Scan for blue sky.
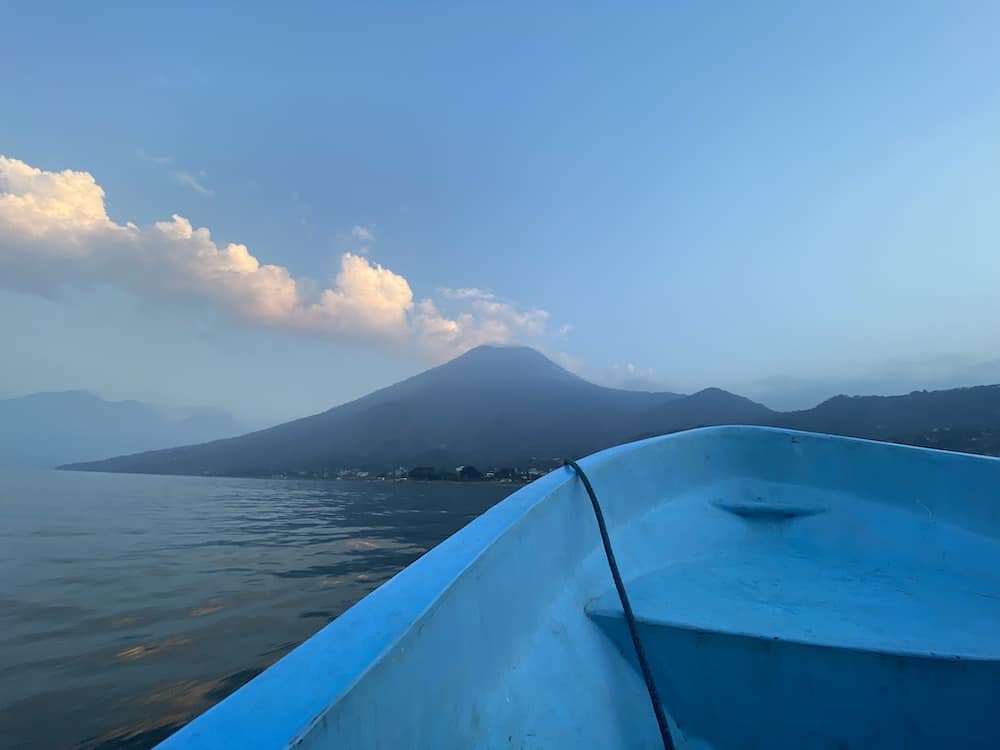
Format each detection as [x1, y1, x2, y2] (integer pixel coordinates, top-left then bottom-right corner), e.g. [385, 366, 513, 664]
[3, 1, 1000, 422]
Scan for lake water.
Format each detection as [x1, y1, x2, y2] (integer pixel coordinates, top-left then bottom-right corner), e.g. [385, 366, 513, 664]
[0, 469, 513, 750]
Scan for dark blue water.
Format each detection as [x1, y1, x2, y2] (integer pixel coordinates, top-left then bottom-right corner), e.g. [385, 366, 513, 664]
[0, 469, 512, 749]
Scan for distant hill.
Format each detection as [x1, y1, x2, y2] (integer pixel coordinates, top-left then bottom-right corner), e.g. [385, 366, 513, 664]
[639, 387, 775, 436]
[61, 347, 686, 476]
[60, 346, 1000, 477]
[774, 386, 1000, 454]
[0, 391, 247, 467]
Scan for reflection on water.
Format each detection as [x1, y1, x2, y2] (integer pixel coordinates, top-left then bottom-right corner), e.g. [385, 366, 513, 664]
[0, 469, 512, 749]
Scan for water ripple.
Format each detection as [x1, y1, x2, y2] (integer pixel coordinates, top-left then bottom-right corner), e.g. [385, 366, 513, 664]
[0, 470, 512, 750]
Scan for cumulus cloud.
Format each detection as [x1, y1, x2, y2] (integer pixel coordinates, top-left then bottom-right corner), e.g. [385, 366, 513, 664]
[0, 155, 549, 358]
[414, 296, 550, 359]
[423, 287, 548, 355]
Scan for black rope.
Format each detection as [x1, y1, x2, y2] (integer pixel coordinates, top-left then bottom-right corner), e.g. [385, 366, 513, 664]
[563, 460, 675, 750]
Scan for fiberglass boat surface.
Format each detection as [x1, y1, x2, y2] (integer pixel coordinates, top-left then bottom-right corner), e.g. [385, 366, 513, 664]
[158, 426, 1000, 749]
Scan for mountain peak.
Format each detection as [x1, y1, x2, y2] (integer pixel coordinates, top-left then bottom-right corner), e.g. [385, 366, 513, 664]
[434, 345, 583, 385]
[690, 387, 732, 398]
[687, 387, 768, 404]
[455, 344, 553, 364]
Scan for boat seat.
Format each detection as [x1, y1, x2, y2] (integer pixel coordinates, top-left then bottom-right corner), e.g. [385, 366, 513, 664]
[585, 547, 1000, 659]
[585, 544, 1000, 749]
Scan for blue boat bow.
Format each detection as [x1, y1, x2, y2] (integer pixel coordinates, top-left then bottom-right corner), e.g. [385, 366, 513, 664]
[157, 426, 1000, 749]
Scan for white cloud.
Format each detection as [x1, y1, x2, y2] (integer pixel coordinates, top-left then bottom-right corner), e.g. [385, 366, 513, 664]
[421, 287, 549, 357]
[0, 155, 548, 358]
[438, 287, 495, 301]
[413, 298, 548, 359]
[173, 170, 213, 196]
[137, 150, 213, 196]
[468, 298, 548, 337]
[351, 224, 375, 243]
[547, 351, 676, 392]
[136, 149, 171, 166]
[557, 323, 574, 337]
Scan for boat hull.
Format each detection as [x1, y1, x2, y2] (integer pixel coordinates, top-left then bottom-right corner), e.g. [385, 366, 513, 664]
[158, 426, 1000, 749]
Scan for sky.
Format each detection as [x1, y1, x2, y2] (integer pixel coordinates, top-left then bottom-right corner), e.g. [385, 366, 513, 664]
[3, 1, 1000, 423]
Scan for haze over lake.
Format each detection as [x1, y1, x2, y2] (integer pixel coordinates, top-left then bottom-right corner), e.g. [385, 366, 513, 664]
[0, 469, 512, 750]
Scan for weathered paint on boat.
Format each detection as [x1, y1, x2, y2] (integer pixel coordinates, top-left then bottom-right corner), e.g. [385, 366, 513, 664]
[157, 426, 1000, 749]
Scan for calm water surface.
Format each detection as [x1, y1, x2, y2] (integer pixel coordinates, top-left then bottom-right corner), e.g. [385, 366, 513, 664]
[0, 469, 513, 749]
